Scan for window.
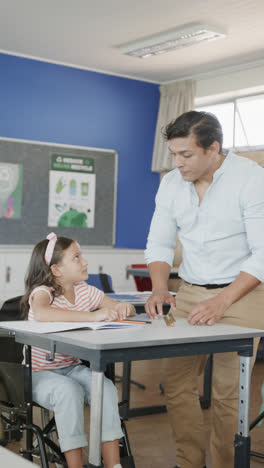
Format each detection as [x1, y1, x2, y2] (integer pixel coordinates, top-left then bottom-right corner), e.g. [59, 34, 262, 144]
[196, 93, 264, 149]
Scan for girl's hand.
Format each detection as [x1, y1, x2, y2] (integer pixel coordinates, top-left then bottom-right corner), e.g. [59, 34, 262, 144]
[115, 302, 136, 320]
[93, 308, 118, 322]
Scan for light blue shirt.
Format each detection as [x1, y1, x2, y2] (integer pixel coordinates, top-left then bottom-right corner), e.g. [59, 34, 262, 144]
[145, 151, 264, 284]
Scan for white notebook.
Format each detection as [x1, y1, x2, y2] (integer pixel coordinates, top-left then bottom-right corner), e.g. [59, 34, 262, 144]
[0, 320, 147, 334]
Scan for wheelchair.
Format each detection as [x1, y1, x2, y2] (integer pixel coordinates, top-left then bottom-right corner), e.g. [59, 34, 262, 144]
[0, 296, 135, 467]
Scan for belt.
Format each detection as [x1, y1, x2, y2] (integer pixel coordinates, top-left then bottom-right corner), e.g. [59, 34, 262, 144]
[184, 281, 231, 289]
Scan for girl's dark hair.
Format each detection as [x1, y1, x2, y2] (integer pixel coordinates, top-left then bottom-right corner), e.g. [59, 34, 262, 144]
[21, 236, 74, 317]
[163, 110, 223, 153]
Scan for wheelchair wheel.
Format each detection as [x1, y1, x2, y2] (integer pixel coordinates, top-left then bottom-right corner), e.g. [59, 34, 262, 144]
[40, 408, 66, 467]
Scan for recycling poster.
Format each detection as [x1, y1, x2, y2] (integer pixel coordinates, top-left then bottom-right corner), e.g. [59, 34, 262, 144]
[48, 154, 96, 228]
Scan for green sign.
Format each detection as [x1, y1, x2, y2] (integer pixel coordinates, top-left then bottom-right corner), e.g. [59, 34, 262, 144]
[51, 154, 95, 173]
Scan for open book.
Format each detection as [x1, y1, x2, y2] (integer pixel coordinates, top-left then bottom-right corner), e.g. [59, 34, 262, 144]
[0, 319, 148, 334]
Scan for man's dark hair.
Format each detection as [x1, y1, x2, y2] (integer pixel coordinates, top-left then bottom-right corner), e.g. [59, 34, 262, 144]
[164, 110, 223, 152]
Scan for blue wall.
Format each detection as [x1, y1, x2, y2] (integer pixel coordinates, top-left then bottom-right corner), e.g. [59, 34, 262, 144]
[0, 53, 160, 248]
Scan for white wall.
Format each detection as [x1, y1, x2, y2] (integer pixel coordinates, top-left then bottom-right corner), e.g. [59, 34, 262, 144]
[0, 246, 146, 301]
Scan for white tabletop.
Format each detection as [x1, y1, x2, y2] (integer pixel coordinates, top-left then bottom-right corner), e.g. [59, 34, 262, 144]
[31, 317, 264, 350]
[0, 447, 34, 467]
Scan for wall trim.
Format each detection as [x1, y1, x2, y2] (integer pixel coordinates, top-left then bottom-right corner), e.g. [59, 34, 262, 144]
[0, 49, 159, 85]
[0, 135, 117, 153]
[0, 245, 145, 255]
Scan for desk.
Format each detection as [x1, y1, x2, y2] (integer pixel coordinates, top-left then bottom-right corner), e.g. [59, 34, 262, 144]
[0, 446, 34, 467]
[126, 267, 178, 279]
[6, 318, 264, 468]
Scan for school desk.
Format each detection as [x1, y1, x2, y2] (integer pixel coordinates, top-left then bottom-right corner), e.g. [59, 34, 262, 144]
[6, 318, 264, 468]
[126, 266, 179, 279]
[0, 446, 34, 467]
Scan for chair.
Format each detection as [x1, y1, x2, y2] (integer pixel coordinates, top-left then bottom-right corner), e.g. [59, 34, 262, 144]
[0, 296, 65, 467]
[86, 273, 114, 293]
[130, 264, 152, 292]
[0, 296, 135, 468]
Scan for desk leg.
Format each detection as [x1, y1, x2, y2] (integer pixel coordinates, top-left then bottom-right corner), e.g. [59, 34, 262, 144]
[234, 355, 251, 468]
[88, 370, 104, 468]
[120, 361, 167, 419]
[24, 345, 33, 462]
[121, 361, 131, 419]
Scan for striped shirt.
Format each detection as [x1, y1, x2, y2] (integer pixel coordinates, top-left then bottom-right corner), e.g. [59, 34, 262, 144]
[27, 281, 104, 372]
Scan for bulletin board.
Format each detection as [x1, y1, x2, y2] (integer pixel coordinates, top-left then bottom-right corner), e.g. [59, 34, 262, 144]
[0, 138, 117, 245]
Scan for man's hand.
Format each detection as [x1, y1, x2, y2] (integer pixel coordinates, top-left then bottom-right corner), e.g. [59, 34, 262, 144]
[145, 290, 176, 319]
[188, 295, 228, 326]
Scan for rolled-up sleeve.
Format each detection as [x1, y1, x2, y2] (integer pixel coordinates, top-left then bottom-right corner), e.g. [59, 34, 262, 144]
[240, 166, 264, 282]
[144, 175, 178, 267]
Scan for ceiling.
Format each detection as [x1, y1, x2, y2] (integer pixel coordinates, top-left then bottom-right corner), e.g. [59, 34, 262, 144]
[1, 0, 264, 84]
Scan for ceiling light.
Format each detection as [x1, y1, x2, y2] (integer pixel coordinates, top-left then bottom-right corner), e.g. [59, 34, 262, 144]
[118, 23, 226, 59]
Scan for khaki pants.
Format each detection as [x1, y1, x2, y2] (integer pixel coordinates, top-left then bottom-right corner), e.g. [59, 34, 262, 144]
[162, 281, 264, 468]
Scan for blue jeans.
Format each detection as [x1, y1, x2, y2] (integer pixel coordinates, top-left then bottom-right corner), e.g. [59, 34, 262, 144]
[32, 364, 123, 452]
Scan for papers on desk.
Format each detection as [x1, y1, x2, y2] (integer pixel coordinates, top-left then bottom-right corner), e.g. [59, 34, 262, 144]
[108, 291, 176, 304]
[107, 293, 149, 304]
[0, 320, 146, 334]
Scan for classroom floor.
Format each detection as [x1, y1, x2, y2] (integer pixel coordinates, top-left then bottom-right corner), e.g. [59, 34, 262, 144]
[3, 357, 264, 467]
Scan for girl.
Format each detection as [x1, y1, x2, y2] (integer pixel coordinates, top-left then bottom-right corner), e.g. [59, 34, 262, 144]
[21, 232, 136, 468]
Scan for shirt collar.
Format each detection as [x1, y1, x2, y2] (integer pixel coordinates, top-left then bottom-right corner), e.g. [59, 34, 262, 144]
[212, 150, 232, 182]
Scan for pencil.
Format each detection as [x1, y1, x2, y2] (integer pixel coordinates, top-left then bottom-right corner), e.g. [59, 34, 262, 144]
[114, 319, 151, 325]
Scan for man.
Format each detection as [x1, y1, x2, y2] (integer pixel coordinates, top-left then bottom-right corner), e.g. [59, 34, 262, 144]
[145, 111, 264, 468]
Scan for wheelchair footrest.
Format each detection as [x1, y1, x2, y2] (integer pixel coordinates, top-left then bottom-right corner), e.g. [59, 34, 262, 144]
[86, 463, 104, 468]
[25, 445, 66, 465]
